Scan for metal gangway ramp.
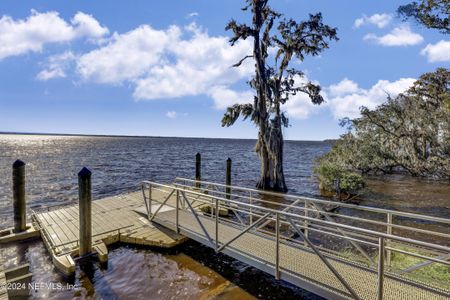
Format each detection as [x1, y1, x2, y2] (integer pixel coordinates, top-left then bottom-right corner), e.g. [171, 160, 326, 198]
[142, 178, 450, 300]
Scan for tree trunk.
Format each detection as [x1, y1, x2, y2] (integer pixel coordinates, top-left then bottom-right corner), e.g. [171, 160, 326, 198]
[255, 116, 288, 192]
[252, 0, 288, 193]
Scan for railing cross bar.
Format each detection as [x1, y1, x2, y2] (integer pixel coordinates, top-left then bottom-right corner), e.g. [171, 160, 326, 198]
[149, 189, 175, 221]
[399, 253, 450, 273]
[216, 212, 271, 253]
[257, 199, 303, 230]
[287, 217, 361, 300]
[181, 191, 215, 248]
[309, 202, 375, 266]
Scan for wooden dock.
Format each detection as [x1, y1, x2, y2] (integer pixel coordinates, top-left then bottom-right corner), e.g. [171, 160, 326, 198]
[31, 189, 186, 275]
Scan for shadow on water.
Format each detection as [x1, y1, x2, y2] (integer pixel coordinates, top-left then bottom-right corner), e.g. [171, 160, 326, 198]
[177, 240, 323, 300]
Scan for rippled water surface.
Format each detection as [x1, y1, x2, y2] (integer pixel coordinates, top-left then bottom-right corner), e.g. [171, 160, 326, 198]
[0, 134, 330, 223]
[1, 134, 449, 299]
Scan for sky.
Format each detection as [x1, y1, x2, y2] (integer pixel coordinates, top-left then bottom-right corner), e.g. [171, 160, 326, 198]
[0, 0, 449, 140]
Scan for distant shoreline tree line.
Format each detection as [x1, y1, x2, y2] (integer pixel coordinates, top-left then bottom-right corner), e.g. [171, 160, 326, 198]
[315, 68, 450, 194]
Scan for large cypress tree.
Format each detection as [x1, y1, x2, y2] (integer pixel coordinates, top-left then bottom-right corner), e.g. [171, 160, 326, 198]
[222, 0, 338, 192]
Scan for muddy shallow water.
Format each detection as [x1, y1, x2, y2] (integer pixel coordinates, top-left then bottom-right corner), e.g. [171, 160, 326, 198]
[1, 134, 449, 299]
[2, 239, 319, 300]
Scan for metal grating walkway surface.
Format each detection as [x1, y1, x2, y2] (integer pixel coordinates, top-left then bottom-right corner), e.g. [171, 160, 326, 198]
[153, 209, 450, 300]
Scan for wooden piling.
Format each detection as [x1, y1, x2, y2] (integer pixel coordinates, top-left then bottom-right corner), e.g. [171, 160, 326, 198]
[226, 158, 231, 199]
[78, 167, 92, 257]
[13, 160, 26, 233]
[195, 153, 201, 188]
[334, 177, 341, 200]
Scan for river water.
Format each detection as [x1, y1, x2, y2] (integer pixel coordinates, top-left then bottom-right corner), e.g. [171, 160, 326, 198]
[0, 134, 449, 299]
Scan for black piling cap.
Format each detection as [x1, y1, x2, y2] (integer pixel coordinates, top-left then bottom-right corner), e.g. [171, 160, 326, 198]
[196, 152, 201, 157]
[78, 167, 92, 179]
[13, 159, 25, 168]
[227, 157, 231, 162]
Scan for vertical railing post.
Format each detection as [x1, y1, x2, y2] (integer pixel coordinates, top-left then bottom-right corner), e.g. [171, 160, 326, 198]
[377, 237, 385, 300]
[148, 183, 152, 218]
[78, 167, 92, 257]
[249, 191, 253, 225]
[275, 213, 280, 280]
[176, 190, 179, 233]
[13, 160, 27, 233]
[386, 213, 392, 267]
[304, 200, 309, 246]
[225, 158, 231, 199]
[195, 153, 201, 188]
[215, 198, 219, 250]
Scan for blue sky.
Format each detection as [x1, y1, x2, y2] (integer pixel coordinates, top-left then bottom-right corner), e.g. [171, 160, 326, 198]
[0, 0, 449, 140]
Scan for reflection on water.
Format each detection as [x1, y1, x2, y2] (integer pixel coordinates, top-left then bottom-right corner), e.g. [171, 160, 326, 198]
[0, 134, 330, 226]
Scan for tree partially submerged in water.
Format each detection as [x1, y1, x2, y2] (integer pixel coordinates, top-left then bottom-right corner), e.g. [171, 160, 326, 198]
[316, 68, 450, 186]
[397, 0, 449, 34]
[222, 0, 338, 192]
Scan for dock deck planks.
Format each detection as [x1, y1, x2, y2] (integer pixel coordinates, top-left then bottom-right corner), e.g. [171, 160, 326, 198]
[32, 188, 186, 275]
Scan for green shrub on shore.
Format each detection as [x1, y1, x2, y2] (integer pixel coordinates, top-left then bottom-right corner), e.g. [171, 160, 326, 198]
[340, 172, 365, 192]
[314, 161, 365, 194]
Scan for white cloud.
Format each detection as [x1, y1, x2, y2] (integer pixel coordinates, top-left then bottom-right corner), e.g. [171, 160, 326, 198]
[354, 13, 392, 29]
[285, 92, 323, 119]
[37, 68, 65, 81]
[354, 18, 365, 28]
[208, 86, 254, 109]
[14, 11, 417, 124]
[77, 25, 181, 84]
[421, 40, 450, 62]
[76, 22, 254, 107]
[166, 111, 177, 119]
[187, 12, 199, 18]
[0, 10, 109, 60]
[71, 12, 109, 39]
[363, 25, 423, 46]
[328, 78, 360, 97]
[205, 75, 415, 121]
[36, 51, 76, 80]
[327, 77, 415, 119]
[281, 75, 324, 119]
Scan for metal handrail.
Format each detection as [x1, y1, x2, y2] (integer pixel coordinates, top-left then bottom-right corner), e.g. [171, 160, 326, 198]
[173, 178, 450, 256]
[142, 180, 450, 300]
[177, 188, 450, 264]
[142, 181, 450, 258]
[177, 189, 450, 263]
[174, 178, 450, 224]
